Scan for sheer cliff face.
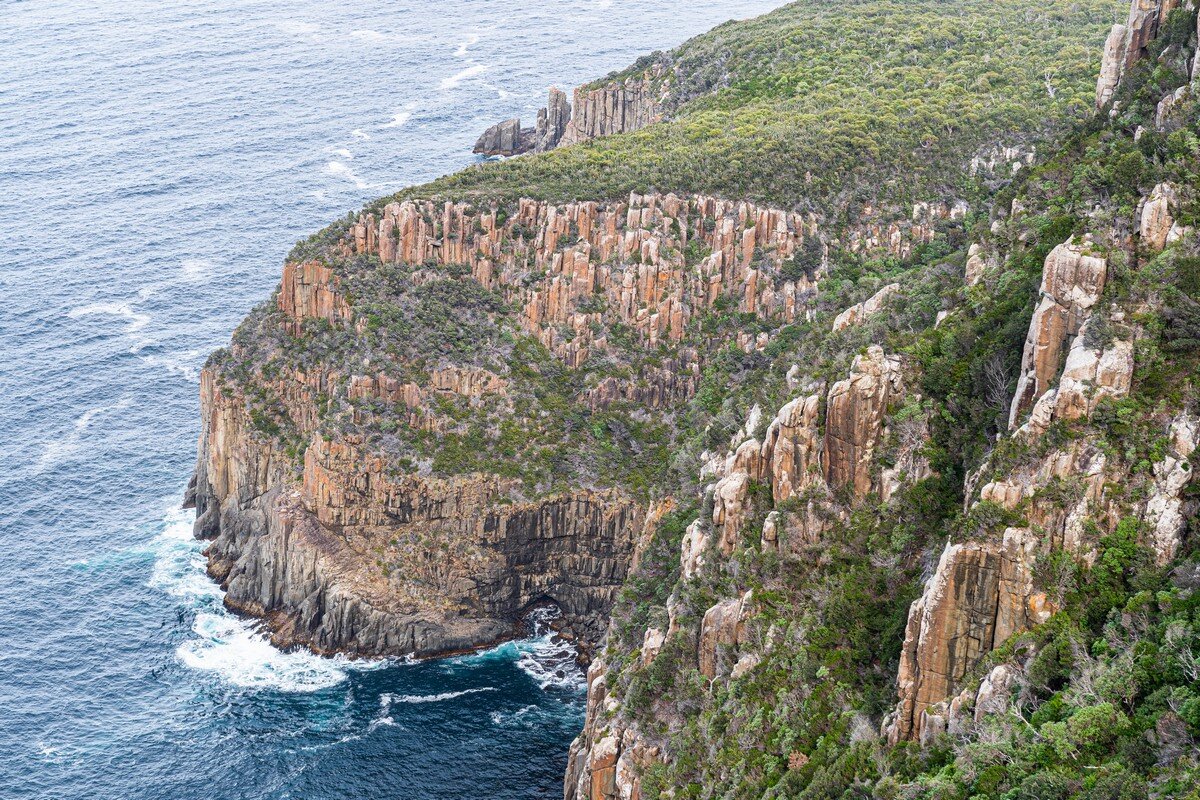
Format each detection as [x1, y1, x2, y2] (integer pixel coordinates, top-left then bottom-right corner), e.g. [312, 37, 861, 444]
[194, 189, 948, 660]
[194, 358, 647, 657]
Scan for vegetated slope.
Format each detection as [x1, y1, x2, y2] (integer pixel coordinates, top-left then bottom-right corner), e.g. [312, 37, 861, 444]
[396, 0, 1118, 213]
[561, 4, 1200, 799]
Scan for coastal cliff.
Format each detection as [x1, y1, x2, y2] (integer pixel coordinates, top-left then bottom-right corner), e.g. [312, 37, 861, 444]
[194, 0, 1200, 796]
[474, 67, 666, 156]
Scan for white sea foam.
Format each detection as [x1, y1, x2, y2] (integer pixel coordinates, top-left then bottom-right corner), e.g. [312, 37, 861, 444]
[147, 505, 378, 693]
[454, 33, 480, 57]
[178, 613, 351, 692]
[35, 741, 65, 763]
[331, 147, 352, 158]
[139, 349, 203, 383]
[36, 396, 132, 472]
[181, 258, 210, 280]
[443, 606, 586, 691]
[351, 128, 370, 140]
[490, 704, 538, 727]
[275, 20, 320, 36]
[324, 160, 371, 189]
[439, 64, 488, 90]
[68, 301, 151, 332]
[381, 105, 414, 129]
[380, 687, 497, 706]
[514, 607, 587, 691]
[350, 29, 386, 43]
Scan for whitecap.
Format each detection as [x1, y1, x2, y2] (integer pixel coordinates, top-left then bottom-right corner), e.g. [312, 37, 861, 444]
[351, 129, 370, 140]
[439, 64, 488, 90]
[381, 106, 414, 129]
[331, 148, 353, 159]
[350, 29, 387, 43]
[454, 33, 480, 57]
[380, 687, 497, 706]
[324, 160, 371, 190]
[68, 301, 151, 333]
[36, 741, 64, 762]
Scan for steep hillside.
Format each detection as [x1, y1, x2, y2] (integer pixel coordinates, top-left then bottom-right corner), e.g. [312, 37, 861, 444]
[563, 2, 1200, 798]
[190, 0, 1200, 798]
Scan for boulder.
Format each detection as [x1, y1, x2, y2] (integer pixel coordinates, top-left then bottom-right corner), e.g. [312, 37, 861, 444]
[1140, 183, 1180, 250]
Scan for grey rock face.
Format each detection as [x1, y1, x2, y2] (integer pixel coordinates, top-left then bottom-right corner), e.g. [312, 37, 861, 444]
[472, 117, 535, 156]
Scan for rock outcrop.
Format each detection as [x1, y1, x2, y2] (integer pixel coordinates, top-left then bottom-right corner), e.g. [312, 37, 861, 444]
[535, 87, 572, 152]
[475, 68, 666, 158]
[346, 191, 823, 369]
[194, 369, 646, 657]
[888, 160, 1196, 743]
[763, 393, 824, 504]
[831, 283, 900, 331]
[1095, 0, 1183, 109]
[1142, 415, 1200, 565]
[559, 71, 665, 147]
[698, 591, 754, 679]
[1096, 22, 1130, 108]
[886, 528, 1050, 744]
[1008, 238, 1108, 428]
[564, 656, 658, 800]
[473, 118, 534, 157]
[824, 347, 905, 497]
[1140, 182, 1182, 249]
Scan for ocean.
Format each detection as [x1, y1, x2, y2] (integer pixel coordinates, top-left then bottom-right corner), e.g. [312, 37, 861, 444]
[0, 1, 781, 797]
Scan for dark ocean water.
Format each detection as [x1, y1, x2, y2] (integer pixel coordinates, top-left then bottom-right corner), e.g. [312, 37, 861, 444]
[0, 1, 783, 798]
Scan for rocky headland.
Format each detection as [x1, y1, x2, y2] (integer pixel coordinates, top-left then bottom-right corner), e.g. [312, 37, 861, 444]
[194, 0, 1200, 796]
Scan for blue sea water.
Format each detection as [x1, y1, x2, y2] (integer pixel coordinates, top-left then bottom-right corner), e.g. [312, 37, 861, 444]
[0, 1, 784, 798]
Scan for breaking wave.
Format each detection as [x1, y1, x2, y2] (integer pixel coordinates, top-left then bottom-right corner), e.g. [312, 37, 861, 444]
[148, 505, 378, 692]
[380, 687, 497, 706]
[439, 63, 488, 90]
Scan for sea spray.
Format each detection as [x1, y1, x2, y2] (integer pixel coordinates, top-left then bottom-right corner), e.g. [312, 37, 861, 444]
[147, 505, 369, 692]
